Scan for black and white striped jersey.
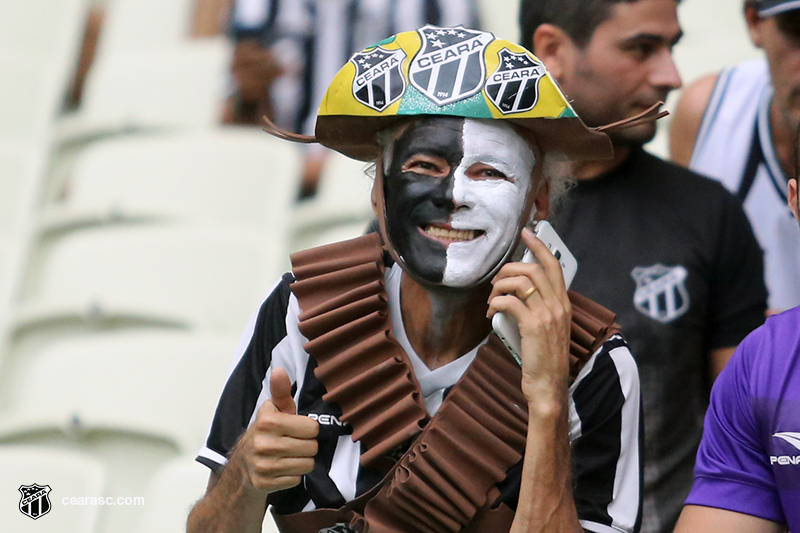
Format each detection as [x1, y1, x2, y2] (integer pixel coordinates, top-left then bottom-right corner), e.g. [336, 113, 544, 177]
[197, 264, 643, 533]
[229, 0, 482, 134]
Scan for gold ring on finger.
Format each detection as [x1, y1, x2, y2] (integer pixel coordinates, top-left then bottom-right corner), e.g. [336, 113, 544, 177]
[521, 286, 537, 301]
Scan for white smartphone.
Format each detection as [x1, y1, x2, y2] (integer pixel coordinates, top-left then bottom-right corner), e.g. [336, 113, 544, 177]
[491, 220, 577, 364]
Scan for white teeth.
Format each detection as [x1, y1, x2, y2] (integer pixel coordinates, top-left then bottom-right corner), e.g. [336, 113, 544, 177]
[425, 226, 477, 241]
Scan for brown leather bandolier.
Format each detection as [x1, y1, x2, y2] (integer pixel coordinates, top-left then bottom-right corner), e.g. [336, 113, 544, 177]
[278, 234, 620, 533]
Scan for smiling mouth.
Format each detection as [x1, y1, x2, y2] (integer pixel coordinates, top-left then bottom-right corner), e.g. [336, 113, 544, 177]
[423, 225, 483, 242]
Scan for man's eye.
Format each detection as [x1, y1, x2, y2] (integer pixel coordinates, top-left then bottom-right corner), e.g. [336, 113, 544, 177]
[481, 168, 506, 178]
[402, 158, 447, 174]
[468, 164, 508, 180]
[625, 43, 656, 59]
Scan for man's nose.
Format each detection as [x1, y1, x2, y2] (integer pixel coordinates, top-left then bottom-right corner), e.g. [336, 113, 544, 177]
[450, 168, 479, 212]
[651, 50, 682, 92]
[430, 173, 456, 211]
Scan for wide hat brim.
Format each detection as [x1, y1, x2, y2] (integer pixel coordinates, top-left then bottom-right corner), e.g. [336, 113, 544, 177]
[315, 114, 612, 162]
[314, 26, 613, 163]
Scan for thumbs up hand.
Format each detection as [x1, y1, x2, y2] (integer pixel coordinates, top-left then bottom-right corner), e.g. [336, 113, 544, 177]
[267, 367, 298, 415]
[236, 367, 320, 494]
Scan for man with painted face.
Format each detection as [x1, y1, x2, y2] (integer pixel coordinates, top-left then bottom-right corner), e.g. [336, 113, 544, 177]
[519, 1, 768, 532]
[671, 0, 800, 313]
[188, 26, 642, 533]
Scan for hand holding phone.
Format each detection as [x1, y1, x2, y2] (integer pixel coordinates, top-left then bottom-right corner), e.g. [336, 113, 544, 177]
[491, 221, 577, 364]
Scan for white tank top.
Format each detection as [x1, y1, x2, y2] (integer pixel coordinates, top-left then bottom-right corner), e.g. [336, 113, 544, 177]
[690, 59, 800, 310]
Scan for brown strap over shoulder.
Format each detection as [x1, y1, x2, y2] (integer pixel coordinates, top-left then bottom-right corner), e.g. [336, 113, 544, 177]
[290, 233, 430, 471]
[362, 335, 526, 533]
[568, 290, 621, 377]
[284, 234, 621, 533]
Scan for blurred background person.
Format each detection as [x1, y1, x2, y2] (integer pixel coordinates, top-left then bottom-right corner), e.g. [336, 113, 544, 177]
[519, 0, 768, 531]
[224, 0, 482, 199]
[673, 126, 800, 533]
[671, 0, 800, 313]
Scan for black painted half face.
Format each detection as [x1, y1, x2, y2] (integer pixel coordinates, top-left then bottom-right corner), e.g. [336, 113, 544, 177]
[383, 116, 536, 287]
[385, 117, 463, 284]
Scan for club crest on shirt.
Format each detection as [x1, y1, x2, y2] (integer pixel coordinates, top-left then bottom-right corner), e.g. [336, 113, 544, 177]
[19, 484, 51, 520]
[631, 264, 690, 323]
[410, 26, 492, 106]
[351, 46, 407, 112]
[486, 48, 546, 114]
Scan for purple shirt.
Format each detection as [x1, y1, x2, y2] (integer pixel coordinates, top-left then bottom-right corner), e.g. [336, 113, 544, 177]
[686, 305, 800, 528]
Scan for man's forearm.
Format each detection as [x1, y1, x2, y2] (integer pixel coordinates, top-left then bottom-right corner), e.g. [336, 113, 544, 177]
[187, 454, 269, 533]
[512, 384, 583, 533]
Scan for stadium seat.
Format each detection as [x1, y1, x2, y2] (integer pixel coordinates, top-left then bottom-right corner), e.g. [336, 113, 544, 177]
[0, 141, 42, 236]
[0, 0, 90, 140]
[136, 457, 208, 533]
[97, 0, 195, 56]
[0, 331, 238, 453]
[136, 455, 282, 533]
[0, 329, 242, 533]
[290, 220, 370, 255]
[58, 39, 232, 144]
[0, 0, 90, 62]
[0, 141, 50, 370]
[42, 129, 300, 233]
[0, 59, 60, 141]
[8, 223, 283, 365]
[0, 445, 106, 533]
[291, 151, 375, 250]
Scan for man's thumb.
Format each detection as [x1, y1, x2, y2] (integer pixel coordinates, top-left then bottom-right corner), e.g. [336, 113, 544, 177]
[269, 368, 296, 414]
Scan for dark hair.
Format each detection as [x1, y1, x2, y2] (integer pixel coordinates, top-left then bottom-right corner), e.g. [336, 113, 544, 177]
[519, 0, 678, 50]
[745, 1, 800, 41]
[776, 9, 800, 43]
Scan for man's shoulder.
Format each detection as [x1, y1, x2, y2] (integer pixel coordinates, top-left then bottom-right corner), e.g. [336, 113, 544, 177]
[263, 272, 296, 307]
[575, 334, 638, 390]
[249, 273, 298, 334]
[632, 149, 736, 199]
[747, 306, 800, 356]
[724, 307, 800, 393]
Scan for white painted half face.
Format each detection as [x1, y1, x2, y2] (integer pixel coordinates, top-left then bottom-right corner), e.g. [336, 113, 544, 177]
[442, 119, 535, 286]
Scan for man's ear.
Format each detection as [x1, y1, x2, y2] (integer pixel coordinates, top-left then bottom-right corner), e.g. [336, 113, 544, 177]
[372, 157, 384, 218]
[790, 179, 799, 222]
[532, 23, 574, 82]
[533, 178, 551, 222]
[744, 5, 765, 48]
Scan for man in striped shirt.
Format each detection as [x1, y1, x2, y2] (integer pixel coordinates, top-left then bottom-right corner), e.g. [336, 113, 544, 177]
[189, 27, 643, 533]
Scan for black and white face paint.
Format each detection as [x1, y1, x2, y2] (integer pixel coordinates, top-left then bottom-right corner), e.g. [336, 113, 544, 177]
[384, 117, 535, 288]
[445, 119, 535, 285]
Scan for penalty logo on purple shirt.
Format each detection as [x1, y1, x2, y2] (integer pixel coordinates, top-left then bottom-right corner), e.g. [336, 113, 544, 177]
[351, 46, 407, 112]
[409, 26, 492, 106]
[486, 48, 545, 114]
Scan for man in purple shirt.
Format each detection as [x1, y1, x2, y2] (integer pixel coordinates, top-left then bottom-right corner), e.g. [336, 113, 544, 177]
[674, 161, 800, 531]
